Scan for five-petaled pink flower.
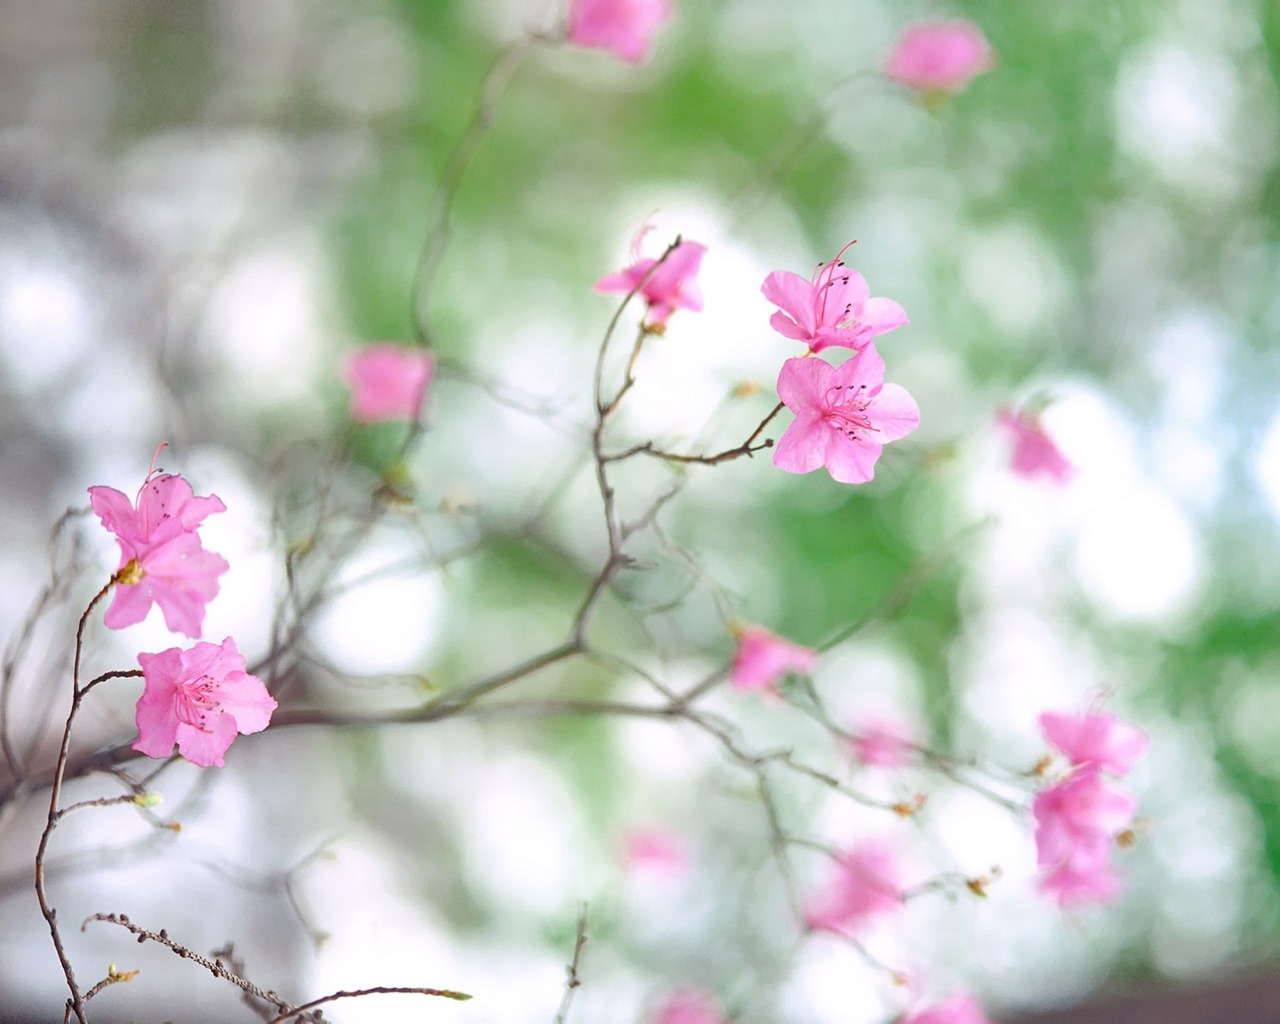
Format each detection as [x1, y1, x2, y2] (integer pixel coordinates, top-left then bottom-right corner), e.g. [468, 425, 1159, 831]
[1033, 769, 1136, 907]
[773, 346, 920, 485]
[651, 991, 726, 1024]
[134, 637, 278, 768]
[568, 0, 672, 64]
[89, 464, 229, 639]
[1040, 710, 1148, 776]
[883, 20, 993, 96]
[902, 993, 992, 1024]
[342, 343, 435, 424]
[806, 840, 903, 935]
[762, 246, 908, 354]
[595, 237, 706, 328]
[729, 623, 816, 692]
[996, 407, 1074, 484]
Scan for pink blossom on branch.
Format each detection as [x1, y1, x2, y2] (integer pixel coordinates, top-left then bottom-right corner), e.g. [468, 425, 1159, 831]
[134, 637, 278, 768]
[650, 991, 727, 1024]
[806, 840, 903, 935]
[762, 246, 908, 354]
[996, 407, 1074, 484]
[1040, 710, 1148, 776]
[852, 717, 915, 769]
[595, 237, 706, 328]
[89, 463, 229, 639]
[773, 347, 920, 485]
[568, 0, 672, 64]
[1033, 769, 1136, 907]
[883, 20, 993, 96]
[902, 993, 993, 1024]
[342, 343, 435, 424]
[729, 623, 816, 692]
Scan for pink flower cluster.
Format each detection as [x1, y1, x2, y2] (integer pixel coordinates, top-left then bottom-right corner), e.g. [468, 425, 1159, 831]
[1033, 709, 1147, 906]
[92, 454, 277, 768]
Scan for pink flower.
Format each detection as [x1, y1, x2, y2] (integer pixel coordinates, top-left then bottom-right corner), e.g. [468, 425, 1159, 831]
[807, 840, 903, 935]
[1039, 710, 1148, 776]
[623, 828, 688, 875]
[852, 718, 914, 769]
[902, 994, 992, 1024]
[883, 20, 993, 96]
[762, 248, 908, 354]
[595, 238, 705, 327]
[996, 407, 1074, 483]
[568, 0, 672, 64]
[342, 343, 435, 424]
[89, 466, 229, 639]
[651, 991, 726, 1024]
[729, 623, 816, 692]
[773, 347, 920, 485]
[1033, 769, 1136, 907]
[134, 637, 278, 768]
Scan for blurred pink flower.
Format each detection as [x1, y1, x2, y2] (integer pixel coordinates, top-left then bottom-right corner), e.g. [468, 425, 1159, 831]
[595, 238, 705, 327]
[729, 623, 816, 692]
[852, 718, 914, 769]
[883, 20, 993, 95]
[89, 466, 229, 639]
[773, 347, 920, 485]
[1040, 710, 1148, 776]
[762, 249, 907, 354]
[806, 840, 903, 934]
[651, 991, 726, 1024]
[902, 993, 992, 1024]
[568, 0, 672, 64]
[343, 343, 435, 424]
[1033, 769, 1136, 907]
[623, 828, 688, 874]
[134, 637, 278, 768]
[996, 407, 1074, 483]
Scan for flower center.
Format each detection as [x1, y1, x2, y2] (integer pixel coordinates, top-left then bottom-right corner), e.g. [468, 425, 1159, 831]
[823, 384, 876, 439]
[174, 675, 222, 733]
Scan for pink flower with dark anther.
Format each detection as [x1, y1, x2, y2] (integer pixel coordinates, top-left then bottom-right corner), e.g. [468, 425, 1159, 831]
[773, 347, 920, 485]
[883, 20, 993, 96]
[595, 237, 706, 328]
[342, 343, 435, 424]
[1033, 769, 1136, 907]
[651, 991, 726, 1024]
[134, 637, 278, 768]
[807, 840, 903, 935]
[568, 0, 672, 64]
[852, 718, 915, 769]
[89, 460, 229, 639]
[762, 245, 908, 354]
[729, 623, 816, 692]
[902, 993, 992, 1024]
[1040, 710, 1148, 776]
[996, 407, 1074, 484]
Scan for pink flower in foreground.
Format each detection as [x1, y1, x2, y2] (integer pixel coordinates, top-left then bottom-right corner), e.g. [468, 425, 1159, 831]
[730, 623, 816, 692]
[595, 237, 705, 327]
[883, 20, 993, 96]
[1033, 769, 1136, 907]
[773, 347, 920, 485]
[89, 465, 229, 639]
[762, 246, 908, 354]
[134, 637, 278, 768]
[807, 840, 903, 935]
[651, 991, 726, 1024]
[902, 993, 992, 1024]
[852, 718, 915, 769]
[1040, 710, 1148, 776]
[568, 0, 672, 64]
[342, 343, 435, 424]
[996, 407, 1074, 483]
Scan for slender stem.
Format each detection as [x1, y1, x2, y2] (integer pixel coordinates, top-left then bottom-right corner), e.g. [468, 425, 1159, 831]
[551, 903, 589, 1024]
[36, 579, 114, 1024]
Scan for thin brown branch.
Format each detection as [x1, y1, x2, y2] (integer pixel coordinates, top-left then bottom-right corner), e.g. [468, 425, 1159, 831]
[266, 985, 471, 1023]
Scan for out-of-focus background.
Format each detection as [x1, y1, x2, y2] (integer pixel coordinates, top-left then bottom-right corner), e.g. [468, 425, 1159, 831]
[2, 0, 1280, 1021]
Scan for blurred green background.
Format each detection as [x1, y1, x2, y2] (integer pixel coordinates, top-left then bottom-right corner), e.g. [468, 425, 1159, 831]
[2, 1, 1280, 1021]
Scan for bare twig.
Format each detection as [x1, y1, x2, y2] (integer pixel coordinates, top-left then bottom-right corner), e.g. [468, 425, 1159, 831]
[551, 903, 589, 1024]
